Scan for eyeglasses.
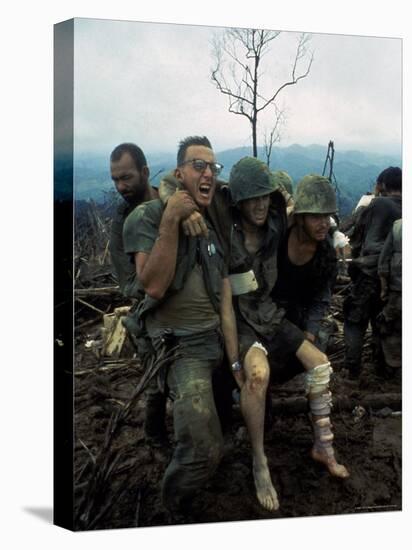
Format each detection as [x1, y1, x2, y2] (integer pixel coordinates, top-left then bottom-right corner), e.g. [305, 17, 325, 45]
[180, 159, 223, 176]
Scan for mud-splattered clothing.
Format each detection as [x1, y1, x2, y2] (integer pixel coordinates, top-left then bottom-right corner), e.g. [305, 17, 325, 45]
[378, 219, 402, 292]
[344, 195, 401, 377]
[109, 200, 142, 298]
[230, 210, 305, 380]
[123, 198, 227, 512]
[377, 219, 402, 368]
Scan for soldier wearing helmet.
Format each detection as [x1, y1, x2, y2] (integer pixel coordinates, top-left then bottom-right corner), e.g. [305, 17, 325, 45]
[272, 170, 295, 215]
[157, 158, 349, 512]
[227, 159, 349, 512]
[273, 175, 338, 346]
[272, 170, 294, 195]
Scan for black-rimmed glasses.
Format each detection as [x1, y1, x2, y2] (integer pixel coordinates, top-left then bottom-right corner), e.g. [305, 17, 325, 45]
[180, 159, 223, 176]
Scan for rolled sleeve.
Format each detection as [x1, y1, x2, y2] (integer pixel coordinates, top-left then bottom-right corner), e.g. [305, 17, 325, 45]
[123, 200, 163, 256]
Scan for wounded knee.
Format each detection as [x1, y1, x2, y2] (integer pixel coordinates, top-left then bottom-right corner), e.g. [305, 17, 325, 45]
[246, 364, 269, 392]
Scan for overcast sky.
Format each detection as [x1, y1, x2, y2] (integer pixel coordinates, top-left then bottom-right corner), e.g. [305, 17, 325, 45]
[73, 17, 401, 157]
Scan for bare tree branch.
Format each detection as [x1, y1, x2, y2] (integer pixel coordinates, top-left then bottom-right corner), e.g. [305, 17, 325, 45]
[211, 28, 313, 156]
[263, 106, 286, 166]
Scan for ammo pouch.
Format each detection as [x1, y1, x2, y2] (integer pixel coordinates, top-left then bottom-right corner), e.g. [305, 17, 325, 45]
[121, 307, 155, 361]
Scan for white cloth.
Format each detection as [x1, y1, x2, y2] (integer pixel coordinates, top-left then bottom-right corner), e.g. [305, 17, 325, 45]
[333, 230, 350, 249]
[355, 194, 374, 211]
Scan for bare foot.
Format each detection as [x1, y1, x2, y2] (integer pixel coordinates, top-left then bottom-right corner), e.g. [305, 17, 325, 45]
[311, 447, 350, 478]
[252, 458, 280, 511]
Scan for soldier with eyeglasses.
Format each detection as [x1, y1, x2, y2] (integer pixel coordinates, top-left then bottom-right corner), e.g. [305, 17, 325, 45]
[123, 136, 239, 518]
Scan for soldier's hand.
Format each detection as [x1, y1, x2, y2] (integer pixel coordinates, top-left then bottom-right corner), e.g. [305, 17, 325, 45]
[182, 211, 209, 238]
[165, 190, 198, 222]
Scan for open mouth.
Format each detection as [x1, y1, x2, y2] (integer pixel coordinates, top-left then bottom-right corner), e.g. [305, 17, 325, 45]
[199, 184, 212, 198]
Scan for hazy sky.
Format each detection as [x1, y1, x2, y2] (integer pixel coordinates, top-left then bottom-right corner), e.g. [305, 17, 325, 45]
[73, 18, 402, 156]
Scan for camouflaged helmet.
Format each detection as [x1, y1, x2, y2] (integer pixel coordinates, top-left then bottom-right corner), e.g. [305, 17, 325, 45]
[294, 174, 337, 214]
[272, 170, 293, 195]
[229, 157, 278, 204]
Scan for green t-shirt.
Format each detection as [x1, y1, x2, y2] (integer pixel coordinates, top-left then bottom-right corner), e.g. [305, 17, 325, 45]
[123, 199, 227, 330]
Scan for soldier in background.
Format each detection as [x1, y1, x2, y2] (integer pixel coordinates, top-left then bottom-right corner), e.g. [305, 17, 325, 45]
[377, 218, 402, 378]
[109, 143, 168, 445]
[272, 170, 294, 214]
[109, 143, 158, 297]
[343, 167, 402, 380]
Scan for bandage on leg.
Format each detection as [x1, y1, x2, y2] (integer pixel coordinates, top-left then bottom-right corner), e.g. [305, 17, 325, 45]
[305, 362, 350, 478]
[310, 417, 350, 478]
[305, 362, 332, 396]
[309, 391, 332, 416]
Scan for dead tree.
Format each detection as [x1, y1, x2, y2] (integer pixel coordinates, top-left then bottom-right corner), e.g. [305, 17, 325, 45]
[211, 29, 313, 157]
[263, 105, 286, 166]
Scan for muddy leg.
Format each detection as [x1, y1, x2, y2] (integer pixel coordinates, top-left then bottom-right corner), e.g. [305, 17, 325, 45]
[239, 347, 279, 511]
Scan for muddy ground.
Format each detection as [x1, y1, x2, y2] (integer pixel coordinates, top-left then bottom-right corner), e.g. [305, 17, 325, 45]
[72, 289, 402, 531]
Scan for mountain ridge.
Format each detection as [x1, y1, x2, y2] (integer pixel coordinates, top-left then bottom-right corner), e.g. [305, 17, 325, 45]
[55, 144, 401, 215]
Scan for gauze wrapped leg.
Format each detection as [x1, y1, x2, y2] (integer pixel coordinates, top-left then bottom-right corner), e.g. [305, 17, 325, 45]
[305, 362, 350, 478]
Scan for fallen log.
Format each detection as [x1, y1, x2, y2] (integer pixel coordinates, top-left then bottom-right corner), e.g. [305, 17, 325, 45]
[269, 393, 401, 415]
[75, 286, 121, 297]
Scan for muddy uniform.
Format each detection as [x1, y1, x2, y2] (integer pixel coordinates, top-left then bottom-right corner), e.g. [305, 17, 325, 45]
[344, 195, 402, 377]
[377, 219, 402, 368]
[273, 228, 337, 350]
[123, 199, 228, 513]
[111, 200, 168, 440]
[230, 210, 306, 382]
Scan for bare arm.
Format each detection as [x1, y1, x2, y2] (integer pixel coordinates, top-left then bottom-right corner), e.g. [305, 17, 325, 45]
[159, 172, 209, 238]
[182, 211, 209, 238]
[135, 190, 198, 300]
[220, 277, 244, 385]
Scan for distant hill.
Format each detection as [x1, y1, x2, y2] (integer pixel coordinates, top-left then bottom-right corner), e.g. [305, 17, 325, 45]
[55, 145, 401, 216]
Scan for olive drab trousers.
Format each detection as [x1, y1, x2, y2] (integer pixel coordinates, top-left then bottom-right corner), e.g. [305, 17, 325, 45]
[153, 330, 224, 513]
[343, 272, 384, 377]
